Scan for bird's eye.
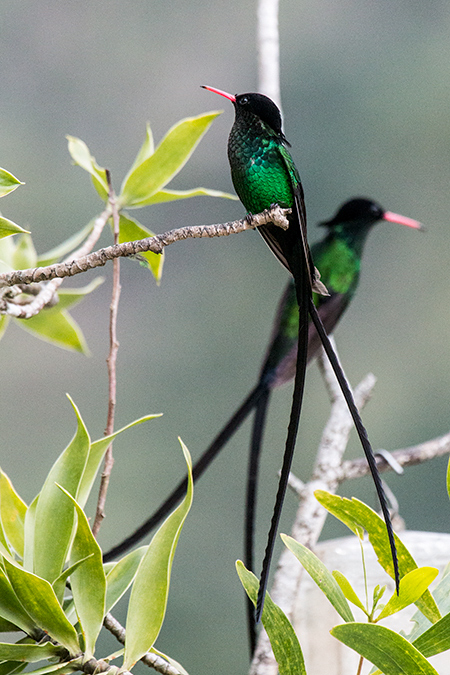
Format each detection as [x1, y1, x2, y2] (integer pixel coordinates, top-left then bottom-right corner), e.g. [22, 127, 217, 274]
[240, 96, 249, 105]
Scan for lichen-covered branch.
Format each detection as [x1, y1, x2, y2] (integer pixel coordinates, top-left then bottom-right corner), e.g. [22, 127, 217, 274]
[0, 206, 290, 295]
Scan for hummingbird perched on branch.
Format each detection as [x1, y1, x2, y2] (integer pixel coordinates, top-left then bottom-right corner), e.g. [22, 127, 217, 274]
[200, 85, 403, 622]
[103, 196, 421, 648]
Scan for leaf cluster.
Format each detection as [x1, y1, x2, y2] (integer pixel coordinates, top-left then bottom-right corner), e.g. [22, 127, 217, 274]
[238, 491, 450, 674]
[0, 398, 193, 675]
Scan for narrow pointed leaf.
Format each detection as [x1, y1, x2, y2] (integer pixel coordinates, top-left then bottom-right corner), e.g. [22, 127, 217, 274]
[0, 168, 24, 198]
[105, 546, 147, 613]
[447, 456, 450, 501]
[3, 560, 80, 654]
[0, 218, 29, 240]
[0, 568, 37, 635]
[377, 568, 438, 621]
[23, 495, 38, 572]
[119, 111, 221, 207]
[78, 413, 162, 508]
[413, 610, 450, 657]
[0, 662, 25, 675]
[332, 570, 368, 614]
[66, 136, 108, 200]
[15, 657, 80, 675]
[33, 396, 90, 583]
[127, 186, 237, 208]
[37, 221, 95, 266]
[151, 648, 190, 675]
[331, 623, 439, 675]
[12, 235, 37, 270]
[57, 487, 105, 658]
[52, 554, 94, 603]
[236, 561, 306, 675]
[281, 534, 354, 622]
[16, 308, 89, 354]
[0, 616, 22, 632]
[0, 471, 27, 557]
[123, 440, 193, 669]
[123, 123, 155, 183]
[0, 643, 63, 662]
[314, 491, 440, 623]
[118, 213, 164, 281]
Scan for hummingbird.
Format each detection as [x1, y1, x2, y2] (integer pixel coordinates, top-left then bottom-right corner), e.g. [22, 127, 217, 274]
[102, 197, 421, 647]
[200, 86, 404, 621]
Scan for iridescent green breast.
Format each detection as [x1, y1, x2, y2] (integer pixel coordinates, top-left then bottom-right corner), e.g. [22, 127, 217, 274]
[227, 117, 295, 214]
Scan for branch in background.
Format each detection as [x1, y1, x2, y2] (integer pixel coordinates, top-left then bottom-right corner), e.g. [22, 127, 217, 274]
[1, 205, 112, 318]
[250, 346, 376, 675]
[257, 0, 281, 108]
[92, 171, 121, 537]
[103, 613, 182, 675]
[0, 206, 290, 298]
[338, 430, 450, 482]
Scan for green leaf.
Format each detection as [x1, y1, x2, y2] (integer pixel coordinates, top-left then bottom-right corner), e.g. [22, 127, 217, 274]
[447, 456, 450, 502]
[0, 168, 24, 198]
[281, 534, 354, 622]
[11, 235, 37, 270]
[20, 658, 80, 675]
[52, 555, 94, 603]
[413, 610, 450, 657]
[119, 111, 221, 207]
[0, 615, 22, 632]
[105, 546, 147, 613]
[37, 221, 96, 266]
[67, 136, 109, 200]
[377, 568, 439, 621]
[0, 315, 10, 342]
[118, 213, 164, 282]
[15, 308, 89, 354]
[127, 186, 237, 208]
[123, 123, 155, 184]
[57, 487, 106, 658]
[332, 570, 368, 614]
[0, 218, 29, 240]
[78, 413, 162, 509]
[23, 495, 38, 572]
[55, 278, 104, 310]
[0, 567, 37, 635]
[0, 642, 63, 662]
[331, 623, 439, 675]
[33, 396, 90, 583]
[0, 471, 27, 557]
[151, 648, 190, 675]
[236, 561, 306, 675]
[3, 559, 80, 655]
[123, 439, 193, 669]
[314, 491, 441, 623]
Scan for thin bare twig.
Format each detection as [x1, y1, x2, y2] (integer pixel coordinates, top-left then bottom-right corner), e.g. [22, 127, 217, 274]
[92, 171, 121, 537]
[103, 613, 182, 675]
[0, 206, 290, 298]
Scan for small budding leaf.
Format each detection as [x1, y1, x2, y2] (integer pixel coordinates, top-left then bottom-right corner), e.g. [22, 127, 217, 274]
[67, 136, 109, 200]
[0, 168, 24, 198]
[0, 217, 29, 240]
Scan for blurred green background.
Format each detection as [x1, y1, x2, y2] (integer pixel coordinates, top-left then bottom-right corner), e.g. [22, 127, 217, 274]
[1, 0, 450, 672]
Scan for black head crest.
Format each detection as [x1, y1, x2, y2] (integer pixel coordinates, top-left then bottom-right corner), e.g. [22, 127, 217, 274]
[235, 93, 289, 144]
[319, 198, 384, 228]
